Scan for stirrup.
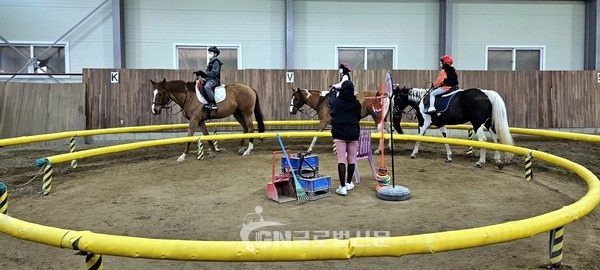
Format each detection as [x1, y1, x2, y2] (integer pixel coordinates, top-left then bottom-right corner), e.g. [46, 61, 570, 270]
[204, 103, 217, 110]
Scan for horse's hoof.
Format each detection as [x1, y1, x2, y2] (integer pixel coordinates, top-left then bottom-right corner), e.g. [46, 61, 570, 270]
[374, 149, 381, 155]
[496, 162, 505, 170]
[410, 155, 416, 159]
[475, 162, 483, 168]
[215, 148, 221, 152]
[243, 151, 250, 156]
[307, 149, 313, 154]
[445, 159, 452, 163]
[177, 154, 186, 162]
[238, 148, 246, 155]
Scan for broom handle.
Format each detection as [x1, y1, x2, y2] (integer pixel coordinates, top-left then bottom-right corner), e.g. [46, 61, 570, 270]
[276, 134, 301, 185]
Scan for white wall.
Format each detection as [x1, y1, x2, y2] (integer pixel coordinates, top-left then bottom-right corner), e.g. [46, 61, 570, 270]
[454, 0, 585, 70]
[0, 0, 114, 73]
[124, 0, 285, 69]
[294, 0, 439, 70]
[0, 0, 588, 72]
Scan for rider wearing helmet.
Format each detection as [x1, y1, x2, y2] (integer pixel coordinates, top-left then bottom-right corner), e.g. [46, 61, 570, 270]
[331, 62, 352, 89]
[426, 55, 459, 114]
[328, 62, 353, 109]
[193, 46, 222, 110]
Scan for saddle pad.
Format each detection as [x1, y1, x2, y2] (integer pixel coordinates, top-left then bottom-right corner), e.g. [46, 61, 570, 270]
[195, 82, 226, 104]
[435, 89, 462, 113]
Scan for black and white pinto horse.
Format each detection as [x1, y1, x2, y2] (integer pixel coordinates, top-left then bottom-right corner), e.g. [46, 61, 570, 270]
[392, 86, 514, 168]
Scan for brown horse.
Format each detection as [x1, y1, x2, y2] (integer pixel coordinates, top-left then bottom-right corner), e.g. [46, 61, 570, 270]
[150, 78, 265, 161]
[289, 87, 392, 153]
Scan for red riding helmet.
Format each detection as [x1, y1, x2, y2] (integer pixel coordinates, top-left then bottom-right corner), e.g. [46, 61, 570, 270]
[339, 62, 352, 72]
[440, 55, 453, 65]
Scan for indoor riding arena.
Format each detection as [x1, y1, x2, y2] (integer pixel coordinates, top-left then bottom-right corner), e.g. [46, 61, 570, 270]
[1, 1, 600, 270]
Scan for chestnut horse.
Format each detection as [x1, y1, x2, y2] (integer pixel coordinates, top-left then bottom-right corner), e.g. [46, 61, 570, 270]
[150, 78, 265, 161]
[289, 87, 392, 153]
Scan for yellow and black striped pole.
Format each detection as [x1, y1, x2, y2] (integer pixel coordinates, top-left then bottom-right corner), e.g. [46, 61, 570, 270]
[548, 226, 564, 269]
[73, 237, 104, 270]
[196, 138, 204, 160]
[42, 163, 53, 195]
[466, 129, 474, 155]
[332, 140, 337, 154]
[69, 135, 78, 169]
[525, 151, 533, 181]
[213, 130, 219, 151]
[0, 182, 7, 215]
[85, 253, 104, 270]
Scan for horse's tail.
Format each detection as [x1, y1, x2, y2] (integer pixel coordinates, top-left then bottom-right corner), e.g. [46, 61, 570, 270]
[482, 90, 514, 160]
[252, 88, 266, 133]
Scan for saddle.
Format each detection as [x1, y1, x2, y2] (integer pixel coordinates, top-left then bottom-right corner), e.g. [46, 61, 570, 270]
[195, 81, 226, 104]
[326, 88, 338, 109]
[423, 87, 460, 113]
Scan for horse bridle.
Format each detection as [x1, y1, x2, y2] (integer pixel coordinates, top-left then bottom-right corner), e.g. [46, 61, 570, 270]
[153, 88, 174, 109]
[153, 85, 186, 116]
[392, 88, 418, 121]
[291, 90, 320, 118]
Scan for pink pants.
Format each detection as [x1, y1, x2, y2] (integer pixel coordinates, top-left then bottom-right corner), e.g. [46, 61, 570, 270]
[334, 139, 359, 164]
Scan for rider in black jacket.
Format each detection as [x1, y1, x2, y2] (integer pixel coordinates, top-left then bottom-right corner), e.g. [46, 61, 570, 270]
[193, 46, 222, 110]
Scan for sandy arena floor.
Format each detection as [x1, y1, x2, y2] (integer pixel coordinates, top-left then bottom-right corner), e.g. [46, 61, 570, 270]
[1, 136, 599, 270]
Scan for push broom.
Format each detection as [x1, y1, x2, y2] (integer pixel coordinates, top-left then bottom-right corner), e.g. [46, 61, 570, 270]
[276, 133, 309, 203]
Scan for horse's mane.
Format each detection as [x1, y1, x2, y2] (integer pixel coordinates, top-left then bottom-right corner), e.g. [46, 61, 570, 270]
[165, 80, 196, 93]
[407, 88, 427, 104]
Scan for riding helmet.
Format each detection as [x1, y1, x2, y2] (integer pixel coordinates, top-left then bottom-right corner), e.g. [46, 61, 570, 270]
[440, 55, 453, 65]
[208, 46, 220, 55]
[339, 62, 352, 72]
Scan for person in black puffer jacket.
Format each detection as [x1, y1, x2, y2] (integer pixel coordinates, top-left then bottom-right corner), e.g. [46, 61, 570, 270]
[330, 80, 362, 196]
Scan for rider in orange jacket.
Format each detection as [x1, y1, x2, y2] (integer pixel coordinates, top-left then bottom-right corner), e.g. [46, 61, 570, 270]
[426, 55, 459, 114]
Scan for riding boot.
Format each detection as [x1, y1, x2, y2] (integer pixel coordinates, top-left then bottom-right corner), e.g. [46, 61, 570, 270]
[426, 94, 436, 113]
[204, 92, 217, 110]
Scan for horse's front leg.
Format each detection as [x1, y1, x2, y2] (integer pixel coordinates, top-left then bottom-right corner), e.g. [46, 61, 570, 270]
[410, 119, 430, 159]
[308, 119, 330, 153]
[178, 120, 200, 162]
[198, 121, 217, 158]
[439, 126, 452, 163]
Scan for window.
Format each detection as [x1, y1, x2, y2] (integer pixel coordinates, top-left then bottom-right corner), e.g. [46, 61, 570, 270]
[336, 46, 395, 70]
[486, 46, 544, 71]
[0, 42, 67, 74]
[175, 45, 240, 70]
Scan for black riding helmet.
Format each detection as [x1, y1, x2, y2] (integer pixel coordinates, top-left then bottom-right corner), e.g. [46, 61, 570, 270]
[208, 46, 220, 56]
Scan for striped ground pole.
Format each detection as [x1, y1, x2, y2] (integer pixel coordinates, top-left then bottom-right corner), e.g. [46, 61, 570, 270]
[85, 253, 104, 270]
[0, 182, 7, 215]
[69, 135, 77, 169]
[548, 226, 564, 268]
[466, 129, 474, 155]
[42, 164, 53, 195]
[525, 152, 533, 181]
[196, 138, 204, 160]
[213, 130, 219, 151]
[332, 140, 337, 154]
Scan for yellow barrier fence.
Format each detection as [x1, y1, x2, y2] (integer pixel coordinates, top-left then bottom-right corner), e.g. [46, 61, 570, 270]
[2, 132, 599, 263]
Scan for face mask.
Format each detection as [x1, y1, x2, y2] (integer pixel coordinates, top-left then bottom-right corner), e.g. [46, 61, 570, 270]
[208, 52, 214, 59]
[339, 69, 343, 74]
